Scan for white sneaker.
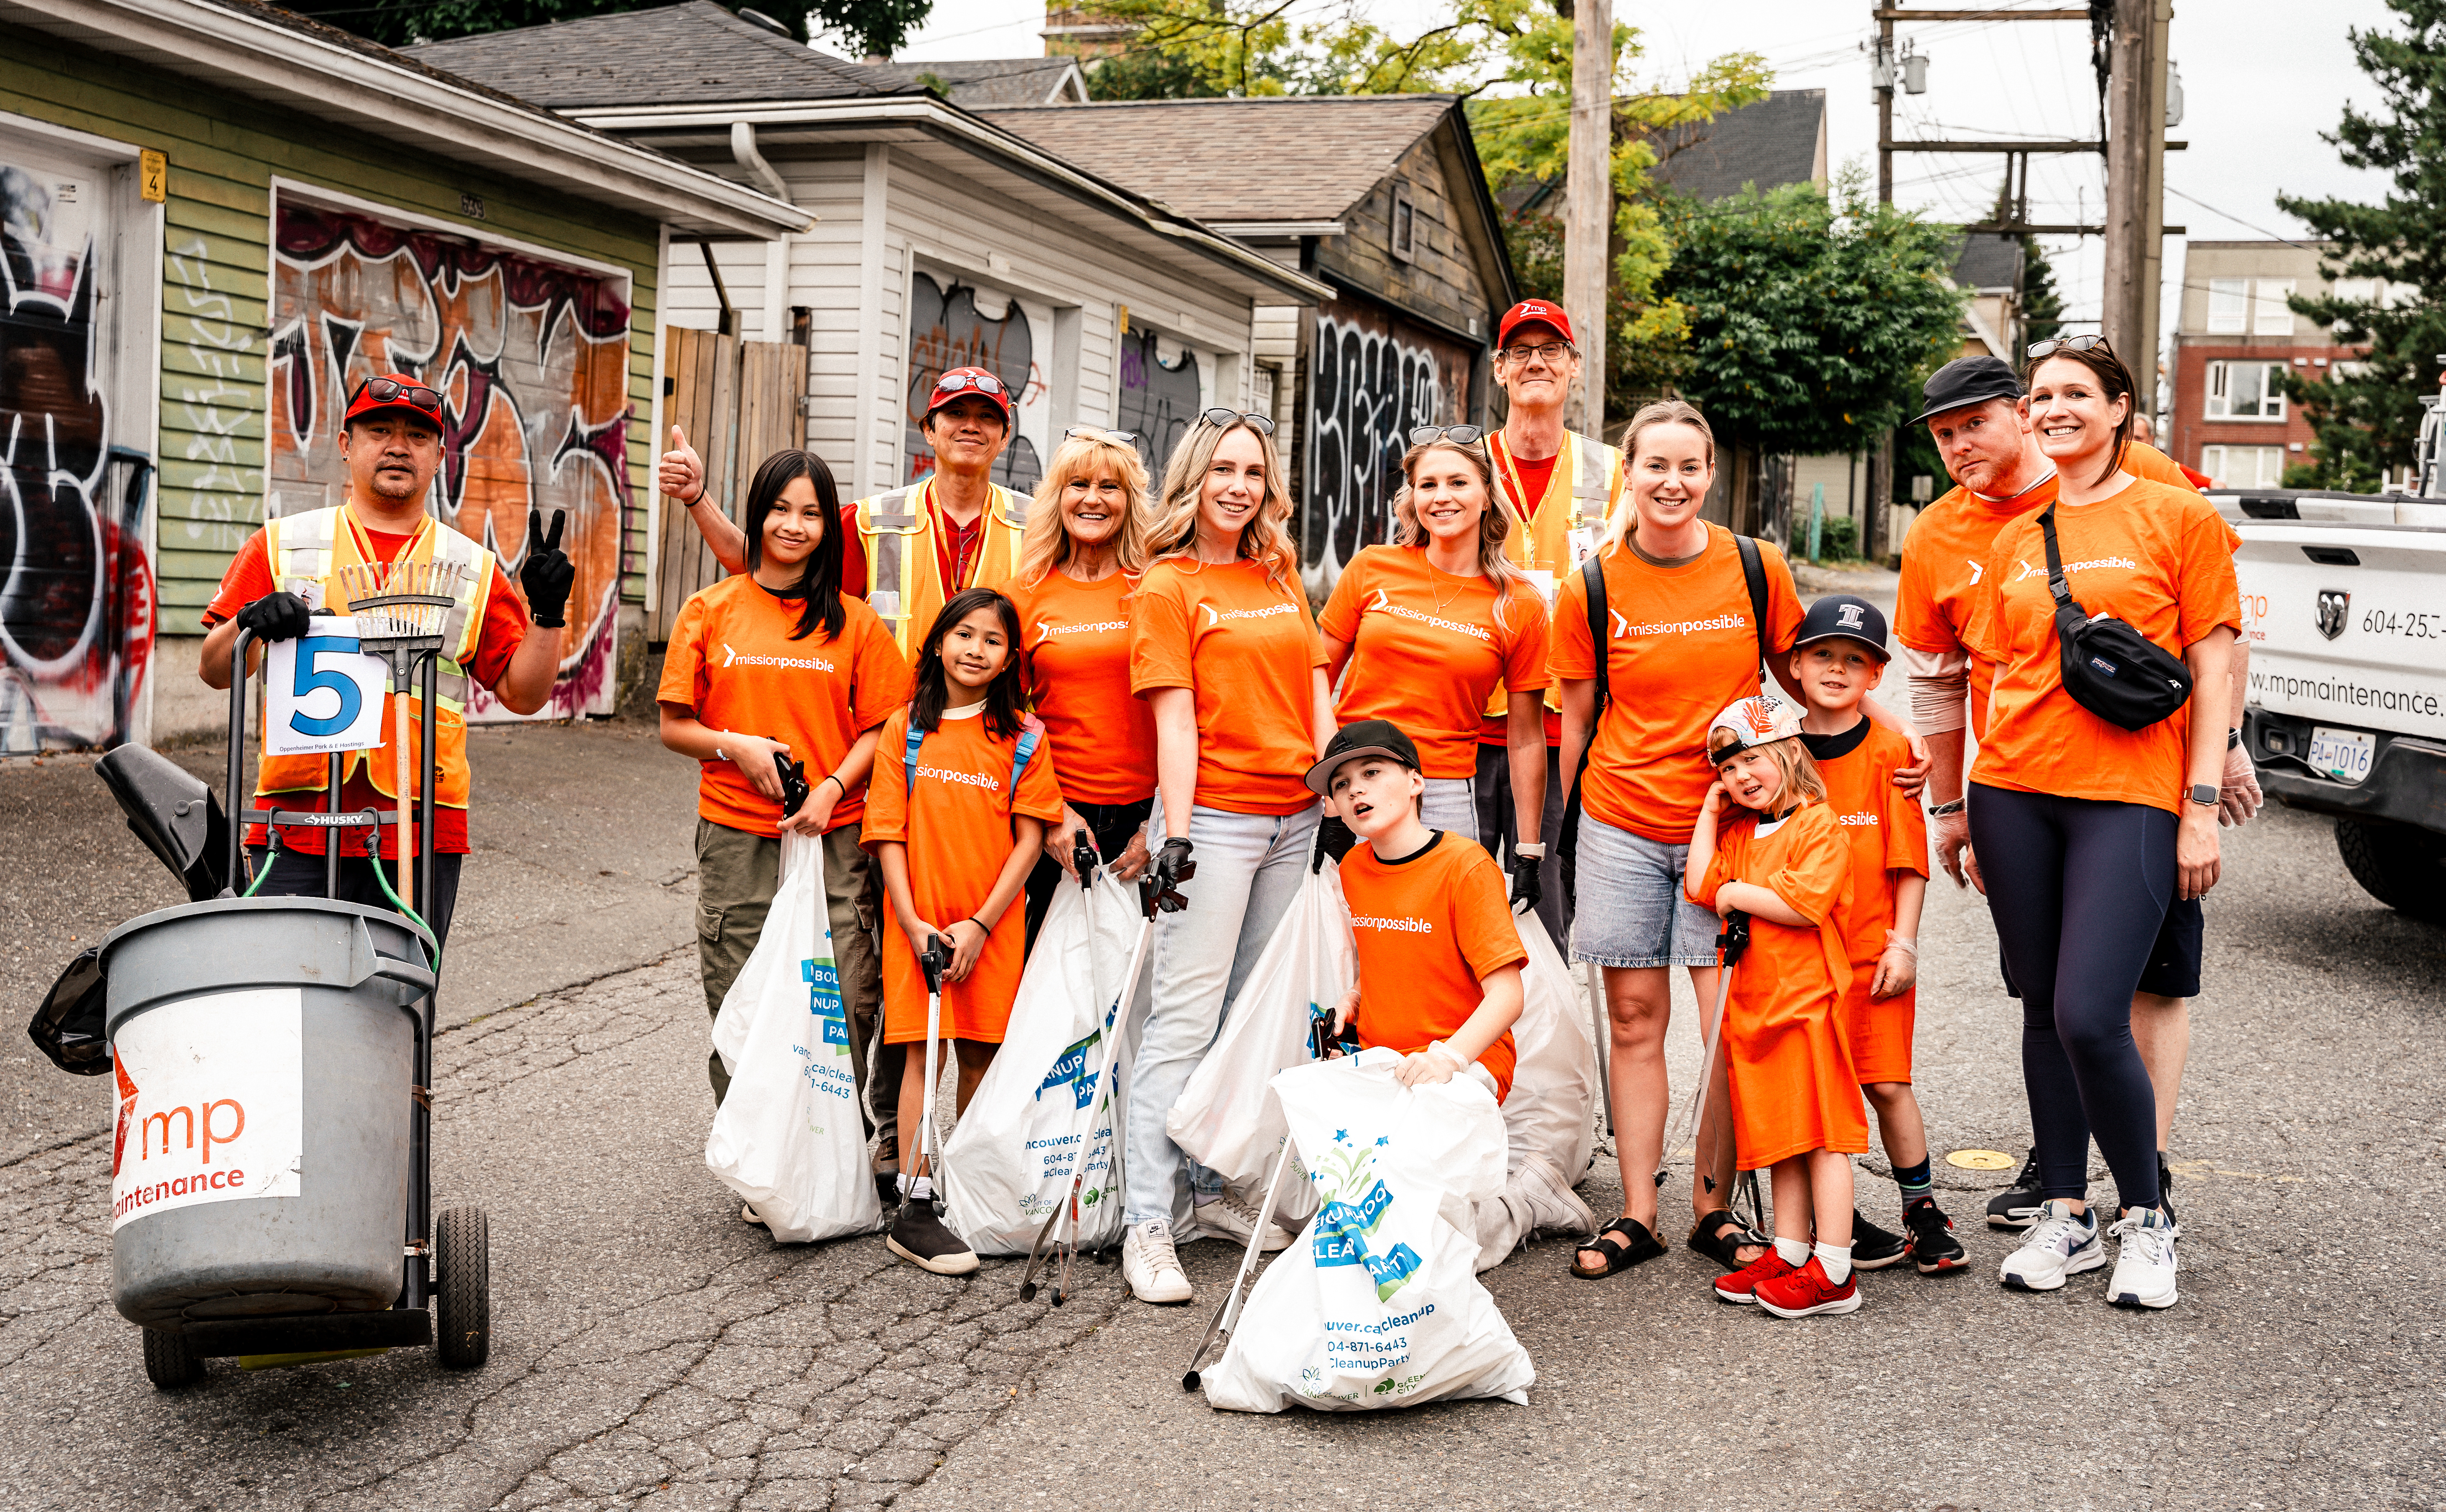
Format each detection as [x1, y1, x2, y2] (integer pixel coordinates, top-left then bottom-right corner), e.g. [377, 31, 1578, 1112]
[2107, 1207, 2180, 1309]
[1122, 1219, 1194, 1304]
[1998, 1199, 2105, 1291]
[1194, 1193, 1295, 1253]
[1512, 1153, 1596, 1237]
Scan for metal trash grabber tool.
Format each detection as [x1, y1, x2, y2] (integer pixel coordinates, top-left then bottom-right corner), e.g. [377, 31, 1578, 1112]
[1573, 917, 1614, 1138]
[1181, 1119, 1300, 1393]
[911, 933, 954, 1206]
[1654, 912, 1751, 1218]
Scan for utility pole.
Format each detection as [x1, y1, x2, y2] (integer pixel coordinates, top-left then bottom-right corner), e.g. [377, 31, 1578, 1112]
[1869, 8, 1895, 558]
[2100, 0, 2171, 419]
[1561, 0, 1611, 439]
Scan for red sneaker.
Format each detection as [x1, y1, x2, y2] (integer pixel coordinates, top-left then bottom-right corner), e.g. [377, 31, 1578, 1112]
[1754, 1256, 1862, 1318]
[1712, 1248, 1798, 1305]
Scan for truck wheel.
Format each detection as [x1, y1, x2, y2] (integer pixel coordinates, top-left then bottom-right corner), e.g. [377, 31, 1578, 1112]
[142, 1326, 204, 1390]
[2336, 820, 2446, 925]
[433, 1205, 491, 1369]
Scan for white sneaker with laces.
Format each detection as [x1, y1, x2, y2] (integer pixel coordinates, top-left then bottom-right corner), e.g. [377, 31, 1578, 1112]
[1122, 1218, 1194, 1304]
[1194, 1192, 1295, 1252]
[2107, 1207, 2180, 1309]
[1998, 1199, 2105, 1291]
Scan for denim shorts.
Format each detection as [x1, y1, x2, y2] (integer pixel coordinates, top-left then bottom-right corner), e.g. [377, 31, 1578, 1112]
[1571, 812, 1722, 969]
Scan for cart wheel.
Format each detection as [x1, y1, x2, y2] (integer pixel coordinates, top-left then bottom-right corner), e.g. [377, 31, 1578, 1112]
[433, 1205, 490, 1369]
[142, 1326, 204, 1390]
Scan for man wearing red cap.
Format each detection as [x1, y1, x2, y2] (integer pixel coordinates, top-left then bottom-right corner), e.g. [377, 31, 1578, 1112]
[1475, 300, 1624, 950]
[198, 374, 574, 951]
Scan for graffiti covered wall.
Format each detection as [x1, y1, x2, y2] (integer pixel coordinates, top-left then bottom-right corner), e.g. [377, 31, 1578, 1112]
[1303, 300, 1470, 598]
[268, 198, 633, 719]
[1115, 324, 1203, 483]
[0, 159, 154, 754]
[905, 273, 1049, 494]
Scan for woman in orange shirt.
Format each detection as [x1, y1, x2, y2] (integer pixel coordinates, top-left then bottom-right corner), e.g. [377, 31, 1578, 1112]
[1009, 427, 1158, 945]
[1965, 338, 2237, 1313]
[864, 586, 1066, 1276]
[1122, 409, 1336, 1307]
[1318, 430, 1550, 899]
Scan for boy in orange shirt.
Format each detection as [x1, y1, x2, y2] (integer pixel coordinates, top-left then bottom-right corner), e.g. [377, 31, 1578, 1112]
[1788, 596, 1967, 1277]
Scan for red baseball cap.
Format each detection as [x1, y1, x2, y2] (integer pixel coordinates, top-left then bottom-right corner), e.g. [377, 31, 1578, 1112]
[343, 373, 445, 431]
[1497, 300, 1574, 349]
[925, 366, 1015, 422]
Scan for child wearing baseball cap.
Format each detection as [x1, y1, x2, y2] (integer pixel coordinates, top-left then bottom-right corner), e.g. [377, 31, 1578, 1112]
[1787, 595, 1967, 1277]
[1683, 692, 1871, 1318]
[1308, 720, 1527, 1100]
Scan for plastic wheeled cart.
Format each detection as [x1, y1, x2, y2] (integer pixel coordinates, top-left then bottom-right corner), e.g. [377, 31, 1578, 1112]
[97, 576, 490, 1389]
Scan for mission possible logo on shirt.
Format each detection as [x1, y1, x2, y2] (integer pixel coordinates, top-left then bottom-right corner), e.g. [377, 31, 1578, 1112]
[723, 643, 835, 672]
[1034, 618, 1130, 646]
[1200, 601, 1300, 628]
[1368, 588, 1492, 643]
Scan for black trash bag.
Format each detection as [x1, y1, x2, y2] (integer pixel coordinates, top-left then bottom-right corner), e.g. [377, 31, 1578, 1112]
[96, 744, 229, 902]
[28, 948, 110, 1076]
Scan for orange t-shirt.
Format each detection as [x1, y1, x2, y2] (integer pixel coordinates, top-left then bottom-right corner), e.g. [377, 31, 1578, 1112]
[1010, 569, 1156, 806]
[862, 706, 1067, 1044]
[1896, 441, 2198, 733]
[1963, 479, 2242, 814]
[1129, 556, 1326, 816]
[657, 577, 913, 837]
[1340, 830, 1526, 1101]
[1317, 545, 1550, 780]
[1805, 718, 1928, 1004]
[1547, 528, 1805, 843]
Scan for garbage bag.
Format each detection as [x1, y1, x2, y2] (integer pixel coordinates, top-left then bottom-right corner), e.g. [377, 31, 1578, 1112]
[27, 947, 110, 1076]
[941, 871, 1145, 1256]
[1464, 910, 1601, 1269]
[1165, 866, 1354, 1224]
[1201, 1050, 1537, 1413]
[705, 833, 882, 1243]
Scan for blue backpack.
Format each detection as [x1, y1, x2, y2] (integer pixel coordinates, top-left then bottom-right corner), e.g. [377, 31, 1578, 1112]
[903, 713, 1043, 812]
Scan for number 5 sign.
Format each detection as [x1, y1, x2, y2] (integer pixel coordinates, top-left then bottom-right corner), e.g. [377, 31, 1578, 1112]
[263, 619, 388, 755]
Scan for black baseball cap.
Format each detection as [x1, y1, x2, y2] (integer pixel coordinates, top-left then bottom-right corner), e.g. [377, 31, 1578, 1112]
[1793, 594, 1891, 662]
[1912, 355, 2023, 426]
[1304, 719, 1421, 796]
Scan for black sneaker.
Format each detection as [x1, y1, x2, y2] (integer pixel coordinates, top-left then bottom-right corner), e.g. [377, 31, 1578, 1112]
[1850, 1208, 1908, 1271]
[2157, 1151, 2181, 1234]
[1904, 1196, 1968, 1273]
[886, 1200, 980, 1276]
[1985, 1147, 2045, 1230]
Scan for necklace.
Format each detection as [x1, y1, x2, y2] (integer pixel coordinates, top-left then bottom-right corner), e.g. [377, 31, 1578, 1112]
[1423, 554, 1476, 617]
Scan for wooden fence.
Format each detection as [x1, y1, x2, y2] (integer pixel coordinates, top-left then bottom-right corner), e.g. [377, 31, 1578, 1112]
[652, 327, 809, 640]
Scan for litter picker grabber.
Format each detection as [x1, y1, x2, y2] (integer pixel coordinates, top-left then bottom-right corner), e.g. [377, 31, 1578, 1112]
[913, 933, 954, 1204]
[1654, 913, 1762, 1233]
[1578, 922, 1613, 1139]
[1180, 1124, 1299, 1393]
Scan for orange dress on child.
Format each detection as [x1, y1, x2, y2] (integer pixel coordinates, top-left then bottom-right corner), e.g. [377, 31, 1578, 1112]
[1808, 720, 1929, 1085]
[1688, 801, 1869, 1170]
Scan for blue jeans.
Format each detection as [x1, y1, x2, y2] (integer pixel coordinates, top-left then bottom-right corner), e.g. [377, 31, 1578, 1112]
[1568, 813, 1721, 968]
[1125, 800, 1321, 1227]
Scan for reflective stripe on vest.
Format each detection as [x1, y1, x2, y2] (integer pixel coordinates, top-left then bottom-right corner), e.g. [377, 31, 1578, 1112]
[855, 478, 1028, 662]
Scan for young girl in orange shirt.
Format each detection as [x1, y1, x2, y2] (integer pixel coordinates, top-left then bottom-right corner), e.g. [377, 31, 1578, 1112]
[1683, 693, 1871, 1319]
[865, 585, 1067, 1276]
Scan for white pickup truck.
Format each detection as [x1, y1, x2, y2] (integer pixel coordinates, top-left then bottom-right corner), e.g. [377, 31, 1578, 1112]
[2215, 396, 2446, 923]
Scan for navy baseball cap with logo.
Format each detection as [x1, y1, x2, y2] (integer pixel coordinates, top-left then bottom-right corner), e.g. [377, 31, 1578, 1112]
[1304, 718, 1422, 796]
[1793, 594, 1891, 662]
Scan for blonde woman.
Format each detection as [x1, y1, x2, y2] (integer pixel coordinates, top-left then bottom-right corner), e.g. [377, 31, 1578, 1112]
[1120, 409, 1335, 1306]
[1009, 427, 1160, 944]
[1319, 427, 1550, 906]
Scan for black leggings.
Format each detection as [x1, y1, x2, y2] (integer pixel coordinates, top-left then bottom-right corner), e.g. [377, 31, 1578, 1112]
[1969, 784, 2173, 1214]
[1022, 797, 1153, 952]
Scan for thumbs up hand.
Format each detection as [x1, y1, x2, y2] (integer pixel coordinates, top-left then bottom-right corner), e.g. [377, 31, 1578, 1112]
[658, 425, 706, 507]
[520, 507, 575, 629]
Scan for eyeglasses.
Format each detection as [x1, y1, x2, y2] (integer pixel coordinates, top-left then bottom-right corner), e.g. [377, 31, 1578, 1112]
[357, 378, 443, 411]
[2026, 334, 2111, 360]
[1200, 408, 1275, 435]
[1063, 427, 1140, 445]
[935, 370, 1009, 397]
[1409, 425, 1486, 446]
[1497, 341, 1574, 365]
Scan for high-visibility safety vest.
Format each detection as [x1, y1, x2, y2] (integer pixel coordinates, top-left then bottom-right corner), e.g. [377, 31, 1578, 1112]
[255, 505, 495, 809]
[1488, 427, 1624, 714]
[854, 476, 1028, 662]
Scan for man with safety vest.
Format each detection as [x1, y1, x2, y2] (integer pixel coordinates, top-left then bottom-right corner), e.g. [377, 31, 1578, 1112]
[1474, 299, 1625, 950]
[199, 374, 573, 952]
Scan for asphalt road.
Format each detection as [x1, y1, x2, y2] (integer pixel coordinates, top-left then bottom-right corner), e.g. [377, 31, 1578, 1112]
[1, 705, 2440, 1510]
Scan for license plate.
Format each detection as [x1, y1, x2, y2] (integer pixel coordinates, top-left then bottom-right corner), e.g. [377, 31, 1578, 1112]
[2308, 725, 2375, 785]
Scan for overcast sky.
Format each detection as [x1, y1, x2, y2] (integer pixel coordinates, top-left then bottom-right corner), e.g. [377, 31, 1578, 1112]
[854, 0, 2404, 332]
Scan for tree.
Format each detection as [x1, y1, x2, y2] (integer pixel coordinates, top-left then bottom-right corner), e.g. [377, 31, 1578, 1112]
[2020, 234, 2064, 347]
[1656, 170, 1965, 459]
[2276, 0, 2446, 488]
[294, 0, 928, 60]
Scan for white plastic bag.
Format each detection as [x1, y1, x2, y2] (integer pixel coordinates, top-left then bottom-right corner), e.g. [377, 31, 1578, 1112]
[1500, 911, 1600, 1186]
[940, 871, 1146, 1256]
[705, 833, 883, 1243]
[1166, 865, 1354, 1221]
[1201, 1050, 1536, 1413]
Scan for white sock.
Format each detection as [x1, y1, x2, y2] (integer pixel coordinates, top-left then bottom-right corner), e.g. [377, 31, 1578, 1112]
[906, 1175, 933, 1202]
[1816, 1242, 1853, 1286]
[1773, 1236, 1810, 1268]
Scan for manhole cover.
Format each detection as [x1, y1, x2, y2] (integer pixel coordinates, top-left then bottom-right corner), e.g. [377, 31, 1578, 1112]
[1945, 1149, 2016, 1171]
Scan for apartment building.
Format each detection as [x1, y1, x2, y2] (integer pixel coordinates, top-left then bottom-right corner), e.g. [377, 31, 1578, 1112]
[2171, 239, 2379, 488]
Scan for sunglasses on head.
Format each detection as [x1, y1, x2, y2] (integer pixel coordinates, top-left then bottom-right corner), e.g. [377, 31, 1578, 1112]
[358, 378, 443, 412]
[936, 371, 1009, 397]
[1063, 427, 1140, 445]
[1200, 408, 1275, 435]
[2026, 334, 2111, 360]
[1409, 425, 1485, 447]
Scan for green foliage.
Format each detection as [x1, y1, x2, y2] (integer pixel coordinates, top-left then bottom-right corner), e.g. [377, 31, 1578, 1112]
[2020, 235, 2064, 346]
[1086, 46, 1229, 99]
[2275, 0, 2446, 484]
[1894, 424, 1946, 506]
[1658, 170, 1966, 457]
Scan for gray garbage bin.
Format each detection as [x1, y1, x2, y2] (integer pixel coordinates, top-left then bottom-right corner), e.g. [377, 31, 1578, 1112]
[101, 897, 435, 1329]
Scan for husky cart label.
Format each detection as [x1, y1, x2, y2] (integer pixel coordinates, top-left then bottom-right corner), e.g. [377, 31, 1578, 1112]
[110, 989, 305, 1231]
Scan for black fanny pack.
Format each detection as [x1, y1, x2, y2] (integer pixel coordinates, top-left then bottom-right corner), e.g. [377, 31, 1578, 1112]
[2038, 504, 2192, 732]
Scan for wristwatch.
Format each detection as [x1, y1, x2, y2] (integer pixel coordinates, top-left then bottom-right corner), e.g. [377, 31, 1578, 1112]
[2227, 726, 2243, 750]
[1926, 797, 1967, 817]
[2187, 783, 2219, 808]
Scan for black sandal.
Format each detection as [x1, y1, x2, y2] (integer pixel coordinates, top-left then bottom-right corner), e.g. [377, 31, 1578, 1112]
[1570, 1217, 1666, 1278]
[1687, 1209, 1767, 1273]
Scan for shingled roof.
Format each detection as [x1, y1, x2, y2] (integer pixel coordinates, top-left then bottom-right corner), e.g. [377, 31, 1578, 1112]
[1647, 89, 1828, 203]
[1949, 231, 2024, 292]
[404, 0, 896, 108]
[870, 57, 1087, 107]
[974, 95, 1459, 223]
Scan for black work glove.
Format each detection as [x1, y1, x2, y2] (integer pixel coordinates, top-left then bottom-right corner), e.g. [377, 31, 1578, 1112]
[1508, 850, 1543, 914]
[1151, 837, 1196, 913]
[234, 590, 313, 643]
[1313, 815, 1357, 871]
[519, 507, 575, 628]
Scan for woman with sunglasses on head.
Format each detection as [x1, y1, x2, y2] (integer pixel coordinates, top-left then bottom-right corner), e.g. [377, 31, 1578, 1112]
[1010, 427, 1160, 945]
[1962, 338, 2238, 1312]
[1121, 407, 1336, 1306]
[1318, 426, 1549, 871]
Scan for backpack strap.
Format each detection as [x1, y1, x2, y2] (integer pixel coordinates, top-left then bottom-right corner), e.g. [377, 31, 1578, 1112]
[1008, 713, 1045, 797]
[1734, 530, 1771, 668]
[1583, 552, 1609, 714]
[903, 719, 926, 795]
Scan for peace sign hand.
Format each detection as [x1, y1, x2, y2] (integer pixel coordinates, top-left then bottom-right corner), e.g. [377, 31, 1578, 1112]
[521, 507, 575, 628]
